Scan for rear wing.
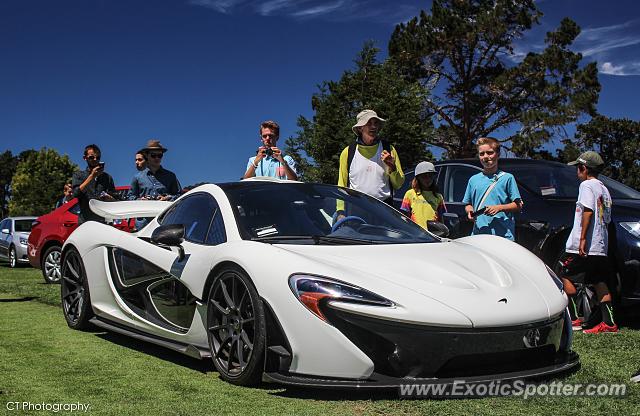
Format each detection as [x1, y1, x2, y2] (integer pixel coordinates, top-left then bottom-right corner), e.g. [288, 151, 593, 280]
[89, 200, 172, 221]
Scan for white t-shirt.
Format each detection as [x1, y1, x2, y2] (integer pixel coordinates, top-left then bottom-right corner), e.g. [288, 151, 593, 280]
[565, 178, 612, 256]
[348, 142, 391, 200]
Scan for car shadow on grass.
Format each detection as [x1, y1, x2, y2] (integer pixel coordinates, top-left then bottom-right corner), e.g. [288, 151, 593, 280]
[94, 331, 214, 373]
[0, 296, 38, 302]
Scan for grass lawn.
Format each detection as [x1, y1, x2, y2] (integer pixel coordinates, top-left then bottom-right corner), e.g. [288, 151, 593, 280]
[1, 266, 639, 415]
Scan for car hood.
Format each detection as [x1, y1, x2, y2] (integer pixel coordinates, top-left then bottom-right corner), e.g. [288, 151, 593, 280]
[278, 239, 564, 327]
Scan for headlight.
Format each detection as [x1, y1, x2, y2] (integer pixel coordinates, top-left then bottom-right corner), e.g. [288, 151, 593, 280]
[19, 237, 28, 246]
[546, 265, 564, 293]
[620, 222, 640, 239]
[289, 274, 394, 322]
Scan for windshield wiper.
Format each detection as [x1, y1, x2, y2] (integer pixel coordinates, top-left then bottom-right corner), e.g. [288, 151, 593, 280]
[251, 235, 378, 245]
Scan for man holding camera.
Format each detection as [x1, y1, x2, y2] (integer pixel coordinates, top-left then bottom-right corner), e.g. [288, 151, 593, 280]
[72, 144, 116, 224]
[243, 120, 297, 180]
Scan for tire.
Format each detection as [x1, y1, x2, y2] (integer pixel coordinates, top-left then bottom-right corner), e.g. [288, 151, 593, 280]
[207, 266, 266, 386]
[42, 245, 62, 284]
[60, 248, 94, 330]
[9, 245, 17, 268]
[553, 250, 596, 319]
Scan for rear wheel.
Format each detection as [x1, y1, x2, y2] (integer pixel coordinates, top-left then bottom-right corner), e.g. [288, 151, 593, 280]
[9, 245, 17, 268]
[207, 266, 265, 386]
[61, 248, 93, 330]
[42, 245, 62, 283]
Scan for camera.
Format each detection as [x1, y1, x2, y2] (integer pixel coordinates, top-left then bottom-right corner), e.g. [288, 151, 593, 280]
[265, 147, 274, 157]
[98, 162, 105, 169]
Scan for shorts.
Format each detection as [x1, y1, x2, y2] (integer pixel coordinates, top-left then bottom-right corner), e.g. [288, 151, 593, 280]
[559, 253, 614, 285]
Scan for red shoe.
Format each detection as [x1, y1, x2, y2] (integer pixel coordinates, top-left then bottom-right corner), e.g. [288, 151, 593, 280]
[571, 318, 584, 331]
[583, 322, 618, 334]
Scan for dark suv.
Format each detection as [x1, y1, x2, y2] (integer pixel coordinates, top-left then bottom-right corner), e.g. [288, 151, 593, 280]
[394, 158, 640, 308]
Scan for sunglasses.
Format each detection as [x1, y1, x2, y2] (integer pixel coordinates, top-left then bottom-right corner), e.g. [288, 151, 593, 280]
[261, 134, 277, 139]
[135, 158, 145, 162]
[149, 153, 163, 159]
[86, 155, 100, 161]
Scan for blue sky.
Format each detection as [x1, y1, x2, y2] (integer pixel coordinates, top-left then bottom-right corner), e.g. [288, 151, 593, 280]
[1, 0, 639, 187]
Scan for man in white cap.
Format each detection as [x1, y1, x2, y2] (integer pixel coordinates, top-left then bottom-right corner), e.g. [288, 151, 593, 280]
[337, 110, 404, 205]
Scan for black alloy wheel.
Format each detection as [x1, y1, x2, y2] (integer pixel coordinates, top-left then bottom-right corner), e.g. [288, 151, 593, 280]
[60, 248, 93, 330]
[9, 245, 17, 268]
[207, 266, 265, 386]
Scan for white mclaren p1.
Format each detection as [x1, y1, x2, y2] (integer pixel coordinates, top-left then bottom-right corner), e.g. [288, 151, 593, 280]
[60, 179, 578, 388]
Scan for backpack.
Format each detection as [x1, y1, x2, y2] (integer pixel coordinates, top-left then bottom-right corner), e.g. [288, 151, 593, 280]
[346, 140, 392, 198]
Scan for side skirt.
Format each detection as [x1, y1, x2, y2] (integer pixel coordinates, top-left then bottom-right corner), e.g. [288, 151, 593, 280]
[89, 316, 210, 360]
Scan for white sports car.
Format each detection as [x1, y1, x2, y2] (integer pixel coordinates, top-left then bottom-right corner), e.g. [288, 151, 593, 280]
[61, 179, 578, 388]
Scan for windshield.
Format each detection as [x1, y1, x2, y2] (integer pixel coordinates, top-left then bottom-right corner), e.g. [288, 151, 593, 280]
[223, 182, 438, 245]
[14, 220, 34, 232]
[513, 164, 640, 199]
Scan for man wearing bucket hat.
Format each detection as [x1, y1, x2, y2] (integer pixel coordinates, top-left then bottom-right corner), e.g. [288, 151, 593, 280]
[560, 150, 617, 334]
[400, 161, 446, 230]
[128, 139, 181, 202]
[337, 110, 404, 205]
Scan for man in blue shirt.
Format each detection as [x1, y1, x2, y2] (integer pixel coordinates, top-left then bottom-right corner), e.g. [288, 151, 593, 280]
[128, 140, 181, 230]
[128, 139, 181, 201]
[243, 120, 298, 180]
[462, 137, 522, 241]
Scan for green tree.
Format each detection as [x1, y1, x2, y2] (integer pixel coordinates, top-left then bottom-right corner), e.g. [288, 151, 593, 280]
[388, 0, 600, 158]
[574, 115, 640, 190]
[286, 43, 434, 183]
[0, 150, 38, 218]
[8, 148, 77, 216]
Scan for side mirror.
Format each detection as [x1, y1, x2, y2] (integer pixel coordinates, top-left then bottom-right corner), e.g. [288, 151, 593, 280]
[1, 228, 10, 235]
[442, 213, 460, 238]
[151, 224, 186, 260]
[427, 221, 449, 238]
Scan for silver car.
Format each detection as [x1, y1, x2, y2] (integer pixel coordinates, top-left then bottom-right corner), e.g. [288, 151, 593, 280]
[0, 216, 37, 268]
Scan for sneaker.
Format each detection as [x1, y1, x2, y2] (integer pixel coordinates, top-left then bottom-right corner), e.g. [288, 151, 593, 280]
[583, 322, 618, 334]
[581, 308, 602, 330]
[571, 318, 584, 331]
[632, 370, 640, 383]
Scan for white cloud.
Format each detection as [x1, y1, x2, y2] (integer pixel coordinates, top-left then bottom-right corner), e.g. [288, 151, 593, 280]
[291, 1, 344, 18]
[576, 20, 640, 57]
[188, 0, 247, 14]
[188, 0, 423, 24]
[599, 61, 640, 76]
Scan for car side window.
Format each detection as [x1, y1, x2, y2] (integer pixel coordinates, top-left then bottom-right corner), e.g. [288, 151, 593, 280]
[205, 208, 226, 246]
[69, 202, 81, 215]
[446, 165, 480, 203]
[160, 193, 222, 245]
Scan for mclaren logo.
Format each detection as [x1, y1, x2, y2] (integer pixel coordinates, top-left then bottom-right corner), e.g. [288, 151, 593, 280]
[523, 328, 542, 348]
[498, 298, 508, 304]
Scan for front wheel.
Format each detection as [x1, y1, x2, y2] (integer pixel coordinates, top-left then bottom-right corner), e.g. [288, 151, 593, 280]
[61, 248, 93, 330]
[207, 266, 266, 386]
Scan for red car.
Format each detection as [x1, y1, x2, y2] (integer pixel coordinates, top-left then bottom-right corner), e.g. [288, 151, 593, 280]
[28, 186, 134, 283]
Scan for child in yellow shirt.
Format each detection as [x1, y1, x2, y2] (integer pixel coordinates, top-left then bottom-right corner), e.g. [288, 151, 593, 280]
[400, 162, 446, 230]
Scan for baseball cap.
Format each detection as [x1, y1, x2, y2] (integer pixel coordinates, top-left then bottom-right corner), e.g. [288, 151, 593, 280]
[567, 151, 604, 168]
[415, 161, 436, 176]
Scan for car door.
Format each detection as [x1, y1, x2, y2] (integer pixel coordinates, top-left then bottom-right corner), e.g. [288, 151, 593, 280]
[107, 192, 225, 335]
[440, 163, 482, 237]
[0, 219, 9, 258]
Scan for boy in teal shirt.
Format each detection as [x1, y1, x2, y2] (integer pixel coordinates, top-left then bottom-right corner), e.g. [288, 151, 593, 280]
[462, 137, 522, 241]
